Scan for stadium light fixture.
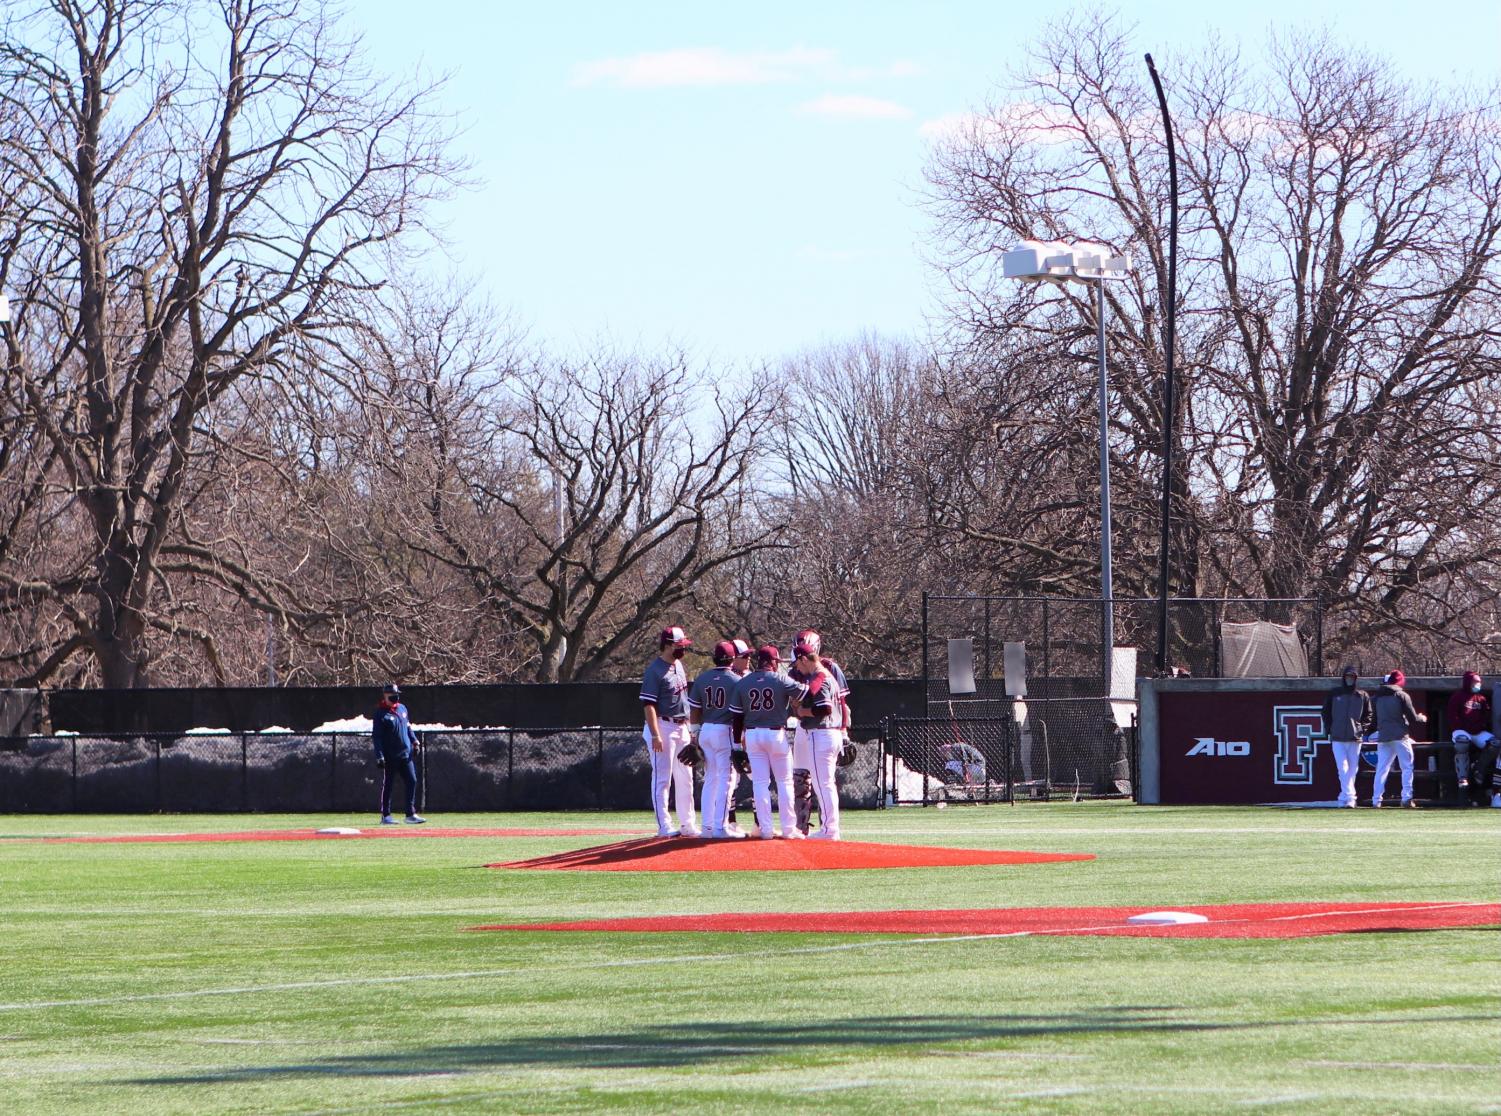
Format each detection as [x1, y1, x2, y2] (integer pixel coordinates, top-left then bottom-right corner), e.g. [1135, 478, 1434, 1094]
[1005, 239, 1132, 691]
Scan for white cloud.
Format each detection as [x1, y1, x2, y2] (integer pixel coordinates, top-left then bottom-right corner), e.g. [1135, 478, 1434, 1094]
[799, 94, 914, 121]
[918, 103, 1085, 145]
[571, 47, 837, 88]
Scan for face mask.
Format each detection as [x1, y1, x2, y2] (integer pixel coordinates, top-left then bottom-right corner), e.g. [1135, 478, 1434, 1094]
[1472, 683, 1482, 694]
[1344, 677, 1357, 688]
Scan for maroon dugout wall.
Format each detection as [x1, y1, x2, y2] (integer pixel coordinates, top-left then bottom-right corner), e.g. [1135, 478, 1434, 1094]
[1136, 676, 1466, 805]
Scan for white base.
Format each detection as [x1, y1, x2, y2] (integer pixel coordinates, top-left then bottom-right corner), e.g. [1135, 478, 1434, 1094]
[316, 827, 362, 836]
[1127, 910, 1209, 926]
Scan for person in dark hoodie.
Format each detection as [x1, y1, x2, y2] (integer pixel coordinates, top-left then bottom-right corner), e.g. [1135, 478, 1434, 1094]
[1370, 670, 1426, 808]
[1444, 671, 1494, 802]
[1321, 666, 1371, 809]
[371, 683, 425, 825]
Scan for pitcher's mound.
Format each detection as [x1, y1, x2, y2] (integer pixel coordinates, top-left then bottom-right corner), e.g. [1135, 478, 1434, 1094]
[488, 836, 1094, 872]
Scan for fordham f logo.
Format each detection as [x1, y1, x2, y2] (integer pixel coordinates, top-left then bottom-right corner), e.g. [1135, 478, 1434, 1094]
[1273, 706, 1325, 784]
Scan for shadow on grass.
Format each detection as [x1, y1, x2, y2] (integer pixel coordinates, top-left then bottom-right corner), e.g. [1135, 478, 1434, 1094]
[124, 1007, 1253, 1084]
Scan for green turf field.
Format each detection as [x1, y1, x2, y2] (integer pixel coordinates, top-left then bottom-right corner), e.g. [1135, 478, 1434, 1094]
[3, 803, 1496, 1115]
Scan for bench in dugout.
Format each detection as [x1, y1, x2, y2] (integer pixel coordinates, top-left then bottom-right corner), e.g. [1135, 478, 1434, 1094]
[1357, 740, 1497, 807]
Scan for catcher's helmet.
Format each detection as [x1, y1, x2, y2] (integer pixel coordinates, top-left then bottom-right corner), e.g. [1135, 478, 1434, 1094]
[711, 639, 737, 666]
[677, 741, 705, 767]
[794, 629, 821, 658]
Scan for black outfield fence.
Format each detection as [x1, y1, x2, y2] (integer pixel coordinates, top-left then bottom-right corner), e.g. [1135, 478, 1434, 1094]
[0, 725, 885, 814]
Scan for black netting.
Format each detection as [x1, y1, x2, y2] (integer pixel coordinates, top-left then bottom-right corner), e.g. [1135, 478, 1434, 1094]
[0, 736, 74, 811]
[839, 725, 882, 808]
[884, 697, 1131, 804]
[73, 735, 158, 811]
[245, 735, 335, 812]
[159, 735, 244, 812]
[8, 725, 931, 813]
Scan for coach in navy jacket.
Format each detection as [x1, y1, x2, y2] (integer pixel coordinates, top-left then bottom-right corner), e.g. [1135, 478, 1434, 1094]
[372, 684, 425, 824]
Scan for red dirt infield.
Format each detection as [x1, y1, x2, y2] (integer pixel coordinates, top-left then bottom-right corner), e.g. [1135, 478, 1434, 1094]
[489, 836, 1095, 872]
[44, 827, 643, 844]
[472, 901, 1501, 939]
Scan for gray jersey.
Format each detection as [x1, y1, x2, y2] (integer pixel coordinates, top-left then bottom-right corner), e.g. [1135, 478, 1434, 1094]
[731, 669, 808, 730]
[797, 663, 847, 730]
[688, 666, 742, 725]
[640, 656, 689, 721]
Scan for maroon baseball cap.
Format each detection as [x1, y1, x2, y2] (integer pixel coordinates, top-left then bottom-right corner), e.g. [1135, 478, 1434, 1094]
[755, 644, 781, 668]
[711, 639, 737, 665]
[731, 638, 753, 657]
[659, 625, 693, 648]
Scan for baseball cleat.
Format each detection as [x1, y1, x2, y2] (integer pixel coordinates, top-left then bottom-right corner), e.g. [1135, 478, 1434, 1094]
[404, 814, 426, 824]
[1401, 800, 1418, 809]
[722, 822, 747, 838]
[657, 829, 681, 838]
[781, 829, 806, 840]
[1491, 794, 1501, 808]
[808, 829, 841, 840]
[679, 827, 702, 838]
[380, 815, 396, 825]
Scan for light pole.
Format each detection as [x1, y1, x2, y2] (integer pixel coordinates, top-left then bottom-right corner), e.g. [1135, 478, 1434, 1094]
[1003, 240, 1132, 691]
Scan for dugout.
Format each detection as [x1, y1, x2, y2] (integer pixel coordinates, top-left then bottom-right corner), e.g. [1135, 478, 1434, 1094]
[1136, 675, 1479, 805]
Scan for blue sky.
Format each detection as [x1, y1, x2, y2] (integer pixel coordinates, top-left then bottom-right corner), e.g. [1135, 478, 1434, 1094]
[354, 1, 1500, 365]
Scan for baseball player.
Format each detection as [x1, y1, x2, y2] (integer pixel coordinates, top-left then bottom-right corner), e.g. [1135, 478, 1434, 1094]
[371, 683, 426, 825]
[640, 625, 700, 837]
[1370, 669, 1426, 808]
[1321, 665, 1371, 808]
[1445, 671, 1494, 800]
[789, 630, 850, 835]
[730, 645, 811, 839]
[689, 638, 752, 838]
[792, 631, 849, 839]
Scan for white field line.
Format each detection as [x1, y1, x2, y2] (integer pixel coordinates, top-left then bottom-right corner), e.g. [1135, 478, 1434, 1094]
[3, 901, 1493, 1015]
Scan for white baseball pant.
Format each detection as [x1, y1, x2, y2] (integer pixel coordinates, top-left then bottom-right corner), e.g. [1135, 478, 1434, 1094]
[1329, 740, 1361, 807]
[1452, 730, 1495, 782]
[792, 724, 813, 771]
[644, 720, 697, 835]
[808, 727, 844, 839]
[1371, 737, 1414, 805]
[745, 727, 796, 838]
[698, 723, 735, 835]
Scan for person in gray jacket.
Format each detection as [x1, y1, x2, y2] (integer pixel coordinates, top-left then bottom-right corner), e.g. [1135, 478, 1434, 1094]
[1321, 665, 1371, 809]
[1369, 669, 1426, 808]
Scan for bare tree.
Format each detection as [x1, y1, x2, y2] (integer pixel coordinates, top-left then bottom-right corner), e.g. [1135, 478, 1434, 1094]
[373, 341, 786, 682]
[0, 0, 457, 686]
[924, 14, 1501, 662]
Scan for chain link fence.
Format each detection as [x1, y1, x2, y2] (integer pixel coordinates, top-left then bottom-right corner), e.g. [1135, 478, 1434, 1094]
[923, 595, 1324, 691]
[0, 726, 885, 814]
[882, 697, 1135, 805]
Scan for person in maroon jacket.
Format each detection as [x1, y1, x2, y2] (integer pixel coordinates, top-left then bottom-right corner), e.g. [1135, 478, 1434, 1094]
[1445, 671, 1495, 802]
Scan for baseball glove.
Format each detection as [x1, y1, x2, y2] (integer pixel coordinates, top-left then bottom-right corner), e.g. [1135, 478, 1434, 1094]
[677, 741, 705, 767]
[730, 748, 752, 776]
[837, 740, 858, 767]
